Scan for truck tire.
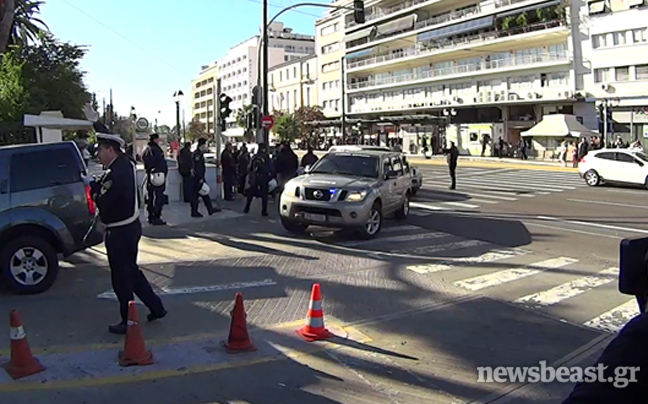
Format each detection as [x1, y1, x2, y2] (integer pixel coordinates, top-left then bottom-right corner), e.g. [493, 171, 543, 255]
[1, 236, 59, 294]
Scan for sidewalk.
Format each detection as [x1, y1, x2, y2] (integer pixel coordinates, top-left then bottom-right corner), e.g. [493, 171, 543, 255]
[141, 198, 245, 228]
[407, 155, 579, 172]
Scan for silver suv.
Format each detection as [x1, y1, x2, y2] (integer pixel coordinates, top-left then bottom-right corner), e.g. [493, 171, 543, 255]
[279, 150, 411, 238]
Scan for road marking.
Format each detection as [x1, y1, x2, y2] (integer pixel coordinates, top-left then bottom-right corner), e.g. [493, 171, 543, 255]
[451, 177, 561, 192]
[381, 225, 420, 233]
[97, 279, 277, 300]
[410, 201, 450, 211]
[340, 231, 449, 247]
[583, 299, 640, 333]
[567, 198, 648, 210]
[536, 216, 648, 234]
[607, 188, 646, 195]
[454, 257, 578, 291]
[395, 239, 488, 255]
[514, 267, 618, 306]
[441, 201, 479, 209]
[406, 249, 525, 274]
[527, 222, 622, 240]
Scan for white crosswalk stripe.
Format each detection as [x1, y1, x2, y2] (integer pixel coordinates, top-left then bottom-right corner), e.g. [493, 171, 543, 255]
[325, 222, 637, 334]
[411, 167, 586, 213]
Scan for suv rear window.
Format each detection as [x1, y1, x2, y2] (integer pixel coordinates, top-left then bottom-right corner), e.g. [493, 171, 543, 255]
[10, 147, 82, 193]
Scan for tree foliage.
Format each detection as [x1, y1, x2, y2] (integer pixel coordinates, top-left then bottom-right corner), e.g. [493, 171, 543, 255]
[294, 105, 325, 143]
[0, 0, 47, 54]
[186, 119, 206, 142]
[272, 113, 299, 143]
[235, 103, 256, 142]
[0, 50, 28, 121]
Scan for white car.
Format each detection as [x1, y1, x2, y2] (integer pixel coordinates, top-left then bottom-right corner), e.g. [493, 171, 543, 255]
[579, 148, 648, 187]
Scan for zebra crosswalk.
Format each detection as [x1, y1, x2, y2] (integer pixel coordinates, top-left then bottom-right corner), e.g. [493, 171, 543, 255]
[411, 167, 586, 212]
[320, 222, 638, 334]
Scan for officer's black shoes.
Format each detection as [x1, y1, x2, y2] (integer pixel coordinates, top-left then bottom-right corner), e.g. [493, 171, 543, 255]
[108, 322, 127, 335]
[191, 212, 203, 218]
[243, 207, 250, 214]
[147, 309, 167, 322]
[149, 218, 166, 226]
[208, 208, 221, 215]
[262, 211, 269, 217]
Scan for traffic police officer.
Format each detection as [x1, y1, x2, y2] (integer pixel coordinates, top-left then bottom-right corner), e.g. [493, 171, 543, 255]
[142, 133, 168, 225]
[190, 138, 219, 217]
[90, 133, 167, 334]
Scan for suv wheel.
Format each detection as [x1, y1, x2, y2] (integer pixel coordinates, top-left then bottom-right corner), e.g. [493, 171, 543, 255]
[281, 218, 308, 234]
[357, 202, 382, 239]
[395, 193, 410, 220]
[1, 236, 59, 294]
[584, 170, 600, 187]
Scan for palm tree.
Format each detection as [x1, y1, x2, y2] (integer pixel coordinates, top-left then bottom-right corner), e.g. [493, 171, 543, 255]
[235, 103, 257, 142]
[0, 0, 47, 53]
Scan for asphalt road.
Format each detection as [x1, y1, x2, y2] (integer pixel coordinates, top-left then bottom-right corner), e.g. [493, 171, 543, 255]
[0, 160, 642, 403]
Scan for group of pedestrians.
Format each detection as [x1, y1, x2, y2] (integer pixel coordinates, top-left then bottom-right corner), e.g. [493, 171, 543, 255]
[175, 139, 220, 218]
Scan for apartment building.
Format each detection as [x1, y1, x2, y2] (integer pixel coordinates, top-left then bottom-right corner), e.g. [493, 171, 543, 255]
[583, 0, 648, 142]
[315, 7, 347, 128]
[190, 63, 218, 133]
[331, 0, 600, 155]
[268, 55, 318, 113]
[191, 22, 315, 139]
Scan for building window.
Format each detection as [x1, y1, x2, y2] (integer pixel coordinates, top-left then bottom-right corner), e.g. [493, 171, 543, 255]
[547, 72, 569, 87]
[320, 23, 339, 36]
[633, 28, 647, 43]
[613, 31, 627, 46]
[321, 42, 340, 54]
[322, 61, 340, 73]
[615, 66, 630, 81]
[294, 66, 297, 78]
[636, 64, 648, 80]
[594, 68, 610, 83]
[306, 88, 311, 106]
[510, 75, 535, 90]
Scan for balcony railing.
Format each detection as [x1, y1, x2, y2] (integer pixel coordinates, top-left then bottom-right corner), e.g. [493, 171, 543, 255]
[347, 0, 539, 29]
[347, 51, 569, 90]
[346, 20, 567, 70]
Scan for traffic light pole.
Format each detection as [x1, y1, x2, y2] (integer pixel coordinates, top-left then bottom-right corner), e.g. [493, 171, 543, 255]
[214, 78, 223, 205]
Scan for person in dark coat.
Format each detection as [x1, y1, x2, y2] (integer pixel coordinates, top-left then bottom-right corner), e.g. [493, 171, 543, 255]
[444, 141, 459, 190]
[141, 133, 168, 225]
[221, 143, 236, 201]
[88, 133, 167, 334]
[177, 142, 193, 203]
[237, 147, 250, 195]
[275, 142, 299, 190]
[561, 312, 647, 404]
[301, 146, 318, 167]
[244, 143, 273, 216]
[190, 138, 219, 217]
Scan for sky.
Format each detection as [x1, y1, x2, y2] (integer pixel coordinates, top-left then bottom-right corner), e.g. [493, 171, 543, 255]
[40, 0, 323, 127]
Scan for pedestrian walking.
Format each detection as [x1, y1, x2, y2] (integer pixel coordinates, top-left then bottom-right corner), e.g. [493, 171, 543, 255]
[444, 141, 459, 190]
[177, 142, 193, 203]
[237, 146, 250, 195]
[88, 133, 167, 335]
[244, 143, 273, 216]
[142, 133, 168, 225]
[301, 146, 318, 168]
[221, 143, 236, 201]
[190, 138, 219, 217]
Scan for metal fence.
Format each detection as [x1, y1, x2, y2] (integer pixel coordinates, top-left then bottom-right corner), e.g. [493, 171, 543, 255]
[0, 123, 37, 146]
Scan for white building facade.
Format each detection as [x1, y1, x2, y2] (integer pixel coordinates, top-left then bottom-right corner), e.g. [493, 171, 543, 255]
[190, 63, 218, 133]
[331, 0, 601, 156]
[269, 55, 318, 113]
[191, 22, 315, 140]
[581, 0, 648, 143]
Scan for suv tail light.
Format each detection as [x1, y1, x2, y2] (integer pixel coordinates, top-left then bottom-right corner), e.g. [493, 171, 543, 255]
[85, 185, 96, 215]
[580, 157, 586, 164]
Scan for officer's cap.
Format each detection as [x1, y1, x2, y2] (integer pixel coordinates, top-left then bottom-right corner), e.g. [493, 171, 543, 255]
[197, 138, 207, 146]
[97, 133, 126, 149]
[149, 133, 159, 141]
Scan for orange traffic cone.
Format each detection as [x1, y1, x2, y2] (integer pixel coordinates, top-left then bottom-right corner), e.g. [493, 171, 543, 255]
[118, 301, 154, 366]
[297, 284, 334, 342]
[222, 293, 256, 353]
[3, 310, 45, 379]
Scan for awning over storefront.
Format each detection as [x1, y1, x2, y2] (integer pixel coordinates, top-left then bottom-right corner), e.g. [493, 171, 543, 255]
[376, 14, 417, 37]
[520, 114, 598, 137]
[344, 26, 376, 43]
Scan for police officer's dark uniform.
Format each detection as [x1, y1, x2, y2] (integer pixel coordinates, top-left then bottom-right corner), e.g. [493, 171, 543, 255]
[190, 138, 218, 217]
[141, 133, 168, 225]
[244, 144, 273, 216]
[177, 142, 193, 203]
[221, 144, 236, 201]
[90, 134, 167, 334]
[444, 142, 459, 190]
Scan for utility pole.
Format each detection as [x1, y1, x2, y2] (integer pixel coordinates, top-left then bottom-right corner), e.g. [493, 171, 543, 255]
[214, 79, 223, 206]
[340, 55, 346, 143]
[262, 0, 269, 145]
[109, 88, 114, 133]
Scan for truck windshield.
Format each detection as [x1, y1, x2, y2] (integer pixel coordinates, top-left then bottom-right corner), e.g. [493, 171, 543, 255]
[311, 154, 379, 178]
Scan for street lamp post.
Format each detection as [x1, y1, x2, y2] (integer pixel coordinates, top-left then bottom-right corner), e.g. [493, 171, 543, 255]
[600, 98, 620, 146]
[173, 90, 184, 142]
[130, 106, 136, 160]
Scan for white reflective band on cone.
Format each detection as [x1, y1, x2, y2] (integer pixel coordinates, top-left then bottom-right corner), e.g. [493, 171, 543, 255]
[309, 300, 322, 311]
[127, 320, 138, 326]
[307, 316, 324, 328]
[9, 326, 26, 340]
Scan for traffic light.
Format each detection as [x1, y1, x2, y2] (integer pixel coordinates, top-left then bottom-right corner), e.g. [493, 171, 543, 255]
[353, 0, 365, 24]
[219, 93, 232, 120]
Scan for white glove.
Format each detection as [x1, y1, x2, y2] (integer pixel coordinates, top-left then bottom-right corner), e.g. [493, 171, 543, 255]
[81, 173, 94, 186]
[82, 103, 100, 122]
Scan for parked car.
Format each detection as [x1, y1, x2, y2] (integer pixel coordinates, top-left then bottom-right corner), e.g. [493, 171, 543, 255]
[279, 149, 411, 239]
[326, 145, 423, 195]
[0, 141, 104, 294]
[579, 148, 648, 188]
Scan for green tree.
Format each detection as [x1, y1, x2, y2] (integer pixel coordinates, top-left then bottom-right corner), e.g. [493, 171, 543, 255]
[272, 113, 299, 143]
[17, 33, 90, 118]
[235, 103, 256, 142]
[294, 105, 325, 144]
[186, 119, 206, 142]
[0, 0, 47, 54]
[0, 50, 27, 121]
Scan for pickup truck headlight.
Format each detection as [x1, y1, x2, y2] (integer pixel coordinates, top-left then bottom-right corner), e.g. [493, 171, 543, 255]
[346, 190, 368, 202]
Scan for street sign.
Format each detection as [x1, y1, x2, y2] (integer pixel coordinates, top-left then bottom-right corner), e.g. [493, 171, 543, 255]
[261, 115, 274, 130]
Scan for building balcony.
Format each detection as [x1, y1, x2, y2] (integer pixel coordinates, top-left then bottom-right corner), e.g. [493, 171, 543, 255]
[346, 0, 535, 29]
[347, 51, 570, 92]
[347, 19, 567, 71]
[348, 86, 575, 115]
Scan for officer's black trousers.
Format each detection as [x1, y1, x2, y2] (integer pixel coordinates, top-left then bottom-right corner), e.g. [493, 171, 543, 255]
[181, 174, 192, 203]
[146, 182, 165, 220]
[104, 220, 165, 323]
[448, 162, 457, 189]
[245, 184, 268, 214]
[190, 177, 214, 214]
[223, 170, 236, 200]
